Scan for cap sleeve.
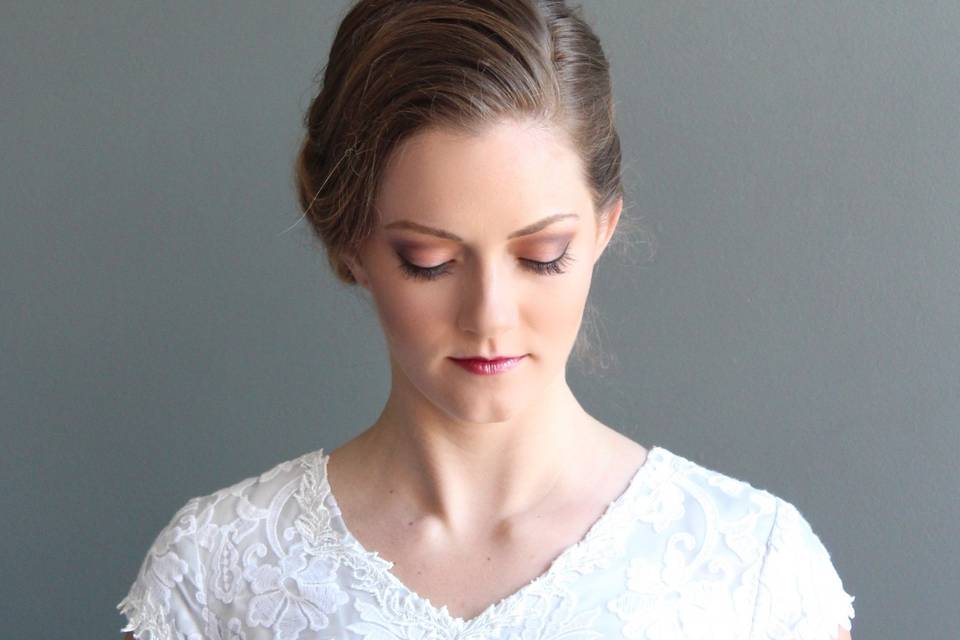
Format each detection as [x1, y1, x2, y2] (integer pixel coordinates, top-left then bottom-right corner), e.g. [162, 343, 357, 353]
[116, 497, 208, 640]
[749, 497, 856, 640]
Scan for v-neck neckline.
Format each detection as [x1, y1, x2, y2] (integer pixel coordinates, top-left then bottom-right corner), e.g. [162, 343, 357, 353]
[318, 444, 665, 628]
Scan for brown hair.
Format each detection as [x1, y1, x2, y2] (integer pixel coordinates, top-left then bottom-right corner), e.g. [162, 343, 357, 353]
[293, 0, 652, 373]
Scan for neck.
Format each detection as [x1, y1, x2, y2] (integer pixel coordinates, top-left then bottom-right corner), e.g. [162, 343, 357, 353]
[349, 372, 606, 536]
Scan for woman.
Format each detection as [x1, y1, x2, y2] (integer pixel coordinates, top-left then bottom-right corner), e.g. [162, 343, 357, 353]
[118, 1, 855, 638]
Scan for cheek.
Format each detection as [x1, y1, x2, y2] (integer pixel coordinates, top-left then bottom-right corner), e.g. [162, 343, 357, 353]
[524, 272, 594, 342]
[371, 280, 448, 351]
[368, 251, 594, 357]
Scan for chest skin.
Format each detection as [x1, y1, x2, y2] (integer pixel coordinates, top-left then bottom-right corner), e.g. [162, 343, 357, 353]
[327, 433, 649, 622]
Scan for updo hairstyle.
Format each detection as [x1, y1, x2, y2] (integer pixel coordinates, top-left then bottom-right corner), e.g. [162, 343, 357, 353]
[294, 0, 631, 283]
[293, 0, 650, 373]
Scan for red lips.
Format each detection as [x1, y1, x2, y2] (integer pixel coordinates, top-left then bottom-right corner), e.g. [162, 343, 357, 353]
[450, 355, 526, 375]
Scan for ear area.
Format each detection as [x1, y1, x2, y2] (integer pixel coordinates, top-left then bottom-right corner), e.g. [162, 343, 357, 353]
[343, 254, 371, 289]
[593, 196, 624, 263]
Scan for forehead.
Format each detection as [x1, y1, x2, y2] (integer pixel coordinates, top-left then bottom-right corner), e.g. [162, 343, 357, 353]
[375, 120, 594, 225]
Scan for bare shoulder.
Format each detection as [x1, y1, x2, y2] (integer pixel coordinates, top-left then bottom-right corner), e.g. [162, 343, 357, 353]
[582, 420, 650, 495]
[593, 420, 649, 466]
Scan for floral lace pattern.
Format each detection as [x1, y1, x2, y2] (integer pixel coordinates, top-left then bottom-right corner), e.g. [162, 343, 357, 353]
[117, 445, 855, 639]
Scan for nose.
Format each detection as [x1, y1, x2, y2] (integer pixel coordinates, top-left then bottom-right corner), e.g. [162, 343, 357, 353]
[456, 258, 519, 338]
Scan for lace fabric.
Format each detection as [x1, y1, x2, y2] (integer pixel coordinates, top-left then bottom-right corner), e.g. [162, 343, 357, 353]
[319, 445, 661, 630]
[117, 445, 855, 639]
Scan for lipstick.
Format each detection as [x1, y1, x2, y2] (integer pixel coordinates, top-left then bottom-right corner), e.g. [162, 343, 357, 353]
[449, 355, 526, 375]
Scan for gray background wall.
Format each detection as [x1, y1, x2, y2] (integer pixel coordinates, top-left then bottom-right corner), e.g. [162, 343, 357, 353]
[3, 2, 957, 638]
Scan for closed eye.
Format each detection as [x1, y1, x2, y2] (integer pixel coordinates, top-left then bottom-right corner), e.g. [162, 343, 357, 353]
[397, 248, 575, 282]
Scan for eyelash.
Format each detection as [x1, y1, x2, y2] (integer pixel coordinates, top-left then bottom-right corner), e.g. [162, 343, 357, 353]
[397, 248, 576, 282]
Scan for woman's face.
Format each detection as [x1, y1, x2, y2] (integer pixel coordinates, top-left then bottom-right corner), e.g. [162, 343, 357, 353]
[346, 118, 622, 424]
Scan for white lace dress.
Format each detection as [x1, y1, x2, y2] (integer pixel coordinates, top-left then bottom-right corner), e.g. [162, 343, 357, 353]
[117, 445, 855, 639]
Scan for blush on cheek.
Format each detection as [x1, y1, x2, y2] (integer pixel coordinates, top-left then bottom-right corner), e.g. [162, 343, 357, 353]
[377, 288, 441, 344]
[533, 280, 590, 343]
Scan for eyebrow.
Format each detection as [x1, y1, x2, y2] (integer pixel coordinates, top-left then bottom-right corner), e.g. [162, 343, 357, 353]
[382, 213, 579, 241]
